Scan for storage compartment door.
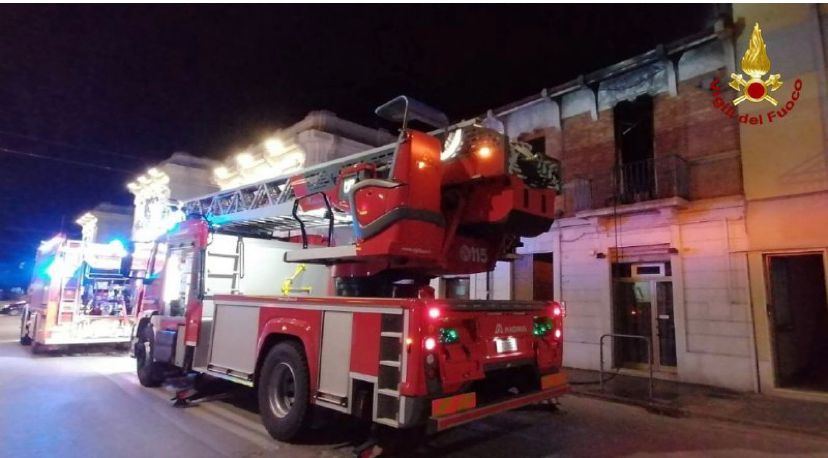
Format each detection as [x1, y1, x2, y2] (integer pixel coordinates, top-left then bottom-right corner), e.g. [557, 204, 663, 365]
[209, 303, 258, 376]
[318, 311, 353, 399]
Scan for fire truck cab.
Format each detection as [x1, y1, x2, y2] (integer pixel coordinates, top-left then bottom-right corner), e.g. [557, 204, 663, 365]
[132, 96, 568, 444]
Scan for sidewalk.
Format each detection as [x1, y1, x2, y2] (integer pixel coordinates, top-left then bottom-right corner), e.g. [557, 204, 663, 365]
[566, 368, 828, 438]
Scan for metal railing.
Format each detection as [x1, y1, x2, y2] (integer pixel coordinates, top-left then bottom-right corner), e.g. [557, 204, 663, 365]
[562, 155, 689, 214]
[614, 155, 689, 205]
[599, 333, 654, 399]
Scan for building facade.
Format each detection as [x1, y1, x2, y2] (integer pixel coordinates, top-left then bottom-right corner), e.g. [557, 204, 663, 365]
[75, 203, 133, 244]
[128, 152, 220, 243]
[209, 111, 395, 190]
[734, 4, 828, 399]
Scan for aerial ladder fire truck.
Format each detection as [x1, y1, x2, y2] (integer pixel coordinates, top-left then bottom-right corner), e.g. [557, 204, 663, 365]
[131, 96, 567, 448]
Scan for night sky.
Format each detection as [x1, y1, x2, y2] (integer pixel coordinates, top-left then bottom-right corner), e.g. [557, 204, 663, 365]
[0, 4, 715, 287]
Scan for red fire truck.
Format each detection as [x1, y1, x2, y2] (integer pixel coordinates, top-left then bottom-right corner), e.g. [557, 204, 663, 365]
[21, 235, 134, 350]
[132, 97, 567, 447]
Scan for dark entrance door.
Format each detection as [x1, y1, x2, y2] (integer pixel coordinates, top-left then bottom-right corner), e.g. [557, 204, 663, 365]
[768, 254, 828, 391]
[613, 280, 677, 370]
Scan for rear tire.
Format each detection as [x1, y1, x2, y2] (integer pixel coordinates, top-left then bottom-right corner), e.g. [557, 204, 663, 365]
[135, 322, 164, 387]
[19, 311, 32, 346]
[258, 341, 311, 442]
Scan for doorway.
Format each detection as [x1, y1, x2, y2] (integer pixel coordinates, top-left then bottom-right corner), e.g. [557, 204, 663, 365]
[613, 262, 677, 371]
[512, 252, 554, 301]
[613, 95, 655, 204]
[767, 253, 828, 392]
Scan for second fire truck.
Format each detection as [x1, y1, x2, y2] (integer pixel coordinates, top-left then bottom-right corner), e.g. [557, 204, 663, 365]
[21, 235, 134, 350]
[132, 97, 568, 445]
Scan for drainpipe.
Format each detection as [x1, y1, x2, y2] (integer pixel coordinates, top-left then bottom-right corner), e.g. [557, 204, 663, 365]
[727, 217, 761, 393]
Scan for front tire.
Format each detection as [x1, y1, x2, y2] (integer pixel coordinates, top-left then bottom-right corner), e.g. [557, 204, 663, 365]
[135, 322, 164, 387]
[19, 311, 32, 346]
[258, 341, 311, 442]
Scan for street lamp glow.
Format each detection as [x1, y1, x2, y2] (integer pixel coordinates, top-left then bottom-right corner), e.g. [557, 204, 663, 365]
[147, 167, 162, 177]
[236, 152, 255, 168]
[264, 138, 285, 155]
[137, 175, 150, 184]
[214, 166, 230, 179]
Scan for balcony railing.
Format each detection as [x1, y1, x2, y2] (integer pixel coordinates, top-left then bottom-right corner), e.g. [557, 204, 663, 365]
[565, 155, 689, 214]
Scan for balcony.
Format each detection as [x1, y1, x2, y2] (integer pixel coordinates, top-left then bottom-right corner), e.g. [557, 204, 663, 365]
[564, 155, 689, 217]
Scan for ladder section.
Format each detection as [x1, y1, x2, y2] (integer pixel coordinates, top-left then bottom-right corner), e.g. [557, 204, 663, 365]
[375, 313, 404, 426]
[205, 237, 243, 294]
[181, 143, 396, 236]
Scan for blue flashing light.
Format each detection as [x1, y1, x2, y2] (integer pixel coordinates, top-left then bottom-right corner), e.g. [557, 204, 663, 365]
[107, 239, 128, 257]
[35, 256, 56, 280]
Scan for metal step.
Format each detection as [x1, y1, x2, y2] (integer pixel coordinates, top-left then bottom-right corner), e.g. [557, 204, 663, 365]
[208, 252, 240, 258]
[207, 272, 239, 278]
[380, 332, 401, 338]
[375, 391, 400, 425]
[377, 388, 400, 398]
[379, 360, 400, 367]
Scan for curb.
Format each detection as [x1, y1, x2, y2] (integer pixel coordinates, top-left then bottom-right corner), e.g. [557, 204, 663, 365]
[569, 390, 828, 440]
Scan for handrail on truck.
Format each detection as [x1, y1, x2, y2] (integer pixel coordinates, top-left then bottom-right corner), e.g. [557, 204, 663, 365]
[598, 333, 654, 399]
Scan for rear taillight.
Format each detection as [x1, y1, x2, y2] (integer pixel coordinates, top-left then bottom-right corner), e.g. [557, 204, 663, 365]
[424, 337, 437, 351]
[553, 306, 562, 317]
[554, 328, 562, 339]
[428, 307, 441, 319]
[438, 327, 460, 344]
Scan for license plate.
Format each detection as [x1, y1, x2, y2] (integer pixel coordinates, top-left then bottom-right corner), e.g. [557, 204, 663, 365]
[495, 337, 518, 353]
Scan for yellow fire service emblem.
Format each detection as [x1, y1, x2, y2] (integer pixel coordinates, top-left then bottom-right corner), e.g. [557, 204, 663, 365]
[730, 23, 783, 106]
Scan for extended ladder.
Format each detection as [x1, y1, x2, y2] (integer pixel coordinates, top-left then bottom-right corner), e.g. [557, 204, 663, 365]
[182, 143, 397, 238]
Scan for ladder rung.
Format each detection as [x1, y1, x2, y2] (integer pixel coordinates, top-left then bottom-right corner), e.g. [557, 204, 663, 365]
[380, 332, 401, 338]
[374, 418, 399, 427]
[208, 252, 240, 258]
[208, 273, 239, 278]
[377, 388, 399, 398]
[379, 360, 400, 367]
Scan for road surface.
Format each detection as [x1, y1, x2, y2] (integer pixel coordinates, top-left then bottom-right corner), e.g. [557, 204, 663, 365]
[1, 315, 827, 457]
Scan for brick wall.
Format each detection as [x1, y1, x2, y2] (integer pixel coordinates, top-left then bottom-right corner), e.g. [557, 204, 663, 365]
[654, 76, 742, 199]
[561, 111, 617, 213]
[554, 74, 743, 216]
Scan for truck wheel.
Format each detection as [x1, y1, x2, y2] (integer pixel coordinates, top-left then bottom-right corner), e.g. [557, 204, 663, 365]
[19, 312, 32, 346]
[258, 341, 310, 442]
[135, 323, 164, 387]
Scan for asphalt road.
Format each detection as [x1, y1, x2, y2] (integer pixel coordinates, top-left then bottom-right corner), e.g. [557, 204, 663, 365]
[2, 315, 828, 458]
